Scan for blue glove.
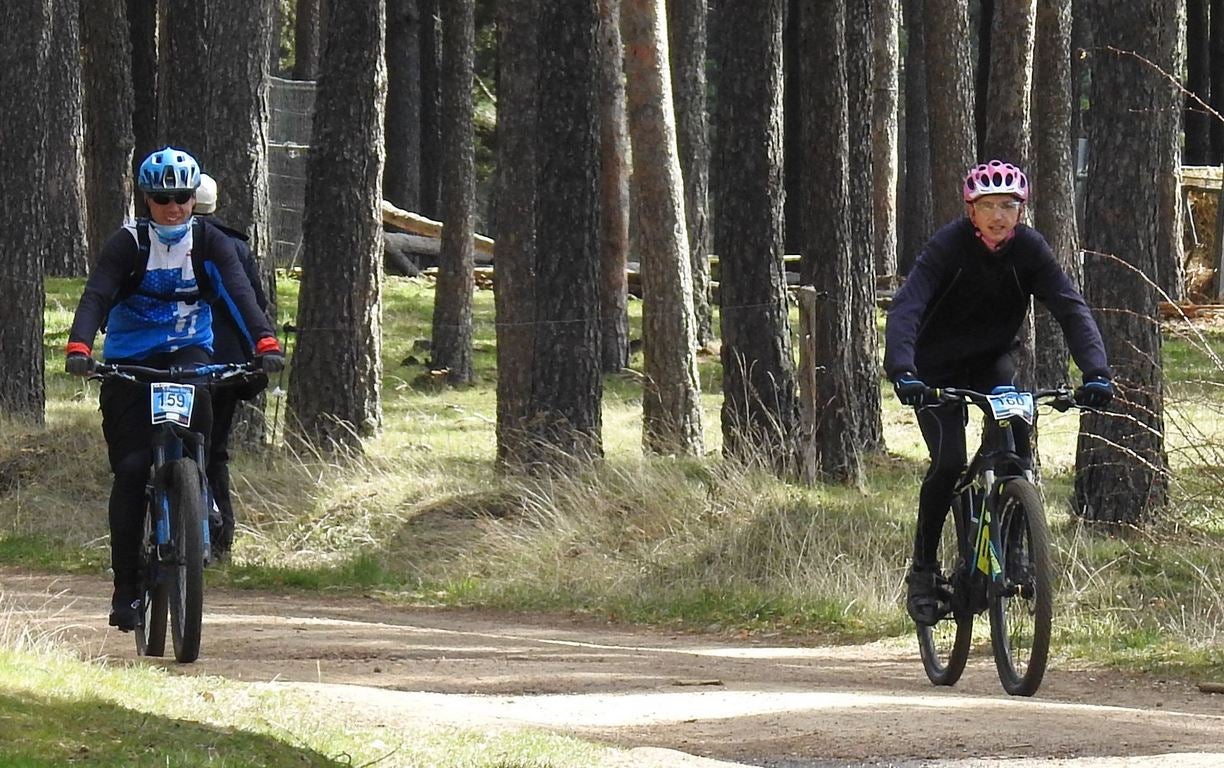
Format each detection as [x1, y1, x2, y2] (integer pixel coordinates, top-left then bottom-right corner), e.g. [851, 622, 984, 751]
[1076, 375, 1114, 410]
[893, 372, 927, 406]
[65, 353, 95, 377]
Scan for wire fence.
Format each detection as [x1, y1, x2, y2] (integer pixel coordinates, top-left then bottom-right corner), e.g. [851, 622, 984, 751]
[269, 76, 316, 269]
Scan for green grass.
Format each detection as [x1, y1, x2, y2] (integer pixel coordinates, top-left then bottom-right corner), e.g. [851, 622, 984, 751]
[10, 274, 1224, 687]
[0, 645, 612, 768]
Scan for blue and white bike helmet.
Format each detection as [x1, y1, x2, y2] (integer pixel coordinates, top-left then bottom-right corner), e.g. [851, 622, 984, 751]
[137, 146, 202, 193]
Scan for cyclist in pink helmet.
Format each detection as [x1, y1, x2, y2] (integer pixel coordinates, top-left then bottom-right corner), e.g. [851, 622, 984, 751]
[883, 159, 1113, 626]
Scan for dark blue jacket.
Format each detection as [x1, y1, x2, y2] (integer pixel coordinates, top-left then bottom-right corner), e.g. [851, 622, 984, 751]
[208, 222, 269, 364]
[884, 218, 1111, 385]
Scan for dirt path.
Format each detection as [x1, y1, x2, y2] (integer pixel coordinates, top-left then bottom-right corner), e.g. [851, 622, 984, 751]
[4, 567, 1224, 767]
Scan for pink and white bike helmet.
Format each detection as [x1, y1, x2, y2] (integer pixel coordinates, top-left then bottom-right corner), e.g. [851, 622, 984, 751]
[962, 159, 1029, 203]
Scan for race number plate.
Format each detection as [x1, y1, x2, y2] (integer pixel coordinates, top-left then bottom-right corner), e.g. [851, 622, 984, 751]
[986, 391, 1035, 424]
[150, 382, 196, 426]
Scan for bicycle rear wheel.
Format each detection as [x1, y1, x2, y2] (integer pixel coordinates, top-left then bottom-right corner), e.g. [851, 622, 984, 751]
[989, 479, 1053, 696]
[916, 495, 973, 686]
[166, 458, 205, 663]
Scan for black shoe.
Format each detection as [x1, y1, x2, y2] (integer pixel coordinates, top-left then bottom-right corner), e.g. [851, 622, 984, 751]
[109, 584, 141, 631]
[210, 522, 234, 564]
[905, 566, 949, 626]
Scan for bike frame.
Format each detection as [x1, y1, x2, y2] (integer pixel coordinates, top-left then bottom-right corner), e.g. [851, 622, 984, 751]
[936, 387, 1072, 606]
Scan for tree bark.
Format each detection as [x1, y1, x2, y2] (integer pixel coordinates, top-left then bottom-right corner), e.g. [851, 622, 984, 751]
[127, 0, 157, 188]
[982, 0, 1037, 389]
[158, 0, 275, 266]
[494, 0, 540, 467]
[797, 0, 860, 484]
[496, 0, 604, 470]
[925, 0, 976, 225]
[871, 0, 900, 286]
[44, 0, 89, 278]
[1155, 7, 1186, 302]
[599, 0, 631, 373]
[419, 0, 443, 218]
[1185, 0, 1211, 163]
[1074, 0, 1174, 523]
[1211, 0, 1224, 163]
[288, 0, 386, 451]
[899, 0, 932, 276]
[294, 0, 323, 79]
[431, 0, 476, 385]
[846, 0, 883, 453]
[713, 0, 798, 470]
[0, 0, 51, 423]
[667, 0, 713, 347]
[1032, 0, 1079, 388]
[82, 0, 136, 263]
[384, 0, 422, 212]
[624, 0, 704, 456]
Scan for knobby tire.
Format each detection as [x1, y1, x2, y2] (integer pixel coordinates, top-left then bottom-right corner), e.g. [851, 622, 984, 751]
[989, 479, 1053, 696]
[136, 490, 168, 657]
[917, 494, 973, 686]
[167, 458, 205, 663]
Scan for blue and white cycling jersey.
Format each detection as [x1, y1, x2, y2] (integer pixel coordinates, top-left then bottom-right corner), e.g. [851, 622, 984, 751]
[103, 222, 214, 360]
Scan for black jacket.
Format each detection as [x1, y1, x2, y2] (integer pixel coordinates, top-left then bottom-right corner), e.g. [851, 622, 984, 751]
[208, 222, 269, 364]
[884, 218, 1111, 385]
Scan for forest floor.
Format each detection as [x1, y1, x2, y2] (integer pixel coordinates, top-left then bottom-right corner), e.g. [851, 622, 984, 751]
[5, 566, 1224, 768]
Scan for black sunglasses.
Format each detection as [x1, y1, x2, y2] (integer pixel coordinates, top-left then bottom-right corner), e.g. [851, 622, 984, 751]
[149, 191, 194, 205]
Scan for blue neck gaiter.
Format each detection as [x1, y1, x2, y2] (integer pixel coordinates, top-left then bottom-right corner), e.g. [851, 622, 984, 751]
[151, 218, 193, 246]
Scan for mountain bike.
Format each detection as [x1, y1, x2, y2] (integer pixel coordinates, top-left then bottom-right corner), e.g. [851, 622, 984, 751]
[913, 384, 1078, 697]
[92, 361, 262, 663]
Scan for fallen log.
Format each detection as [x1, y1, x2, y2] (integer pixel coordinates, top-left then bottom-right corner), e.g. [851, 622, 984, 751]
[381, 200, 495, 258]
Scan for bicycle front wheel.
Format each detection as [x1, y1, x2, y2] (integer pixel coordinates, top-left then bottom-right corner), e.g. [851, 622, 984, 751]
[136, 497, 168, 657]
[916, 496, 973, 686]
[166, 458, 205, 663]
[989, 479, 1053, 696]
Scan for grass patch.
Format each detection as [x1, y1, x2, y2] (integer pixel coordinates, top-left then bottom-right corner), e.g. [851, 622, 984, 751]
[0, 645, 613, 767]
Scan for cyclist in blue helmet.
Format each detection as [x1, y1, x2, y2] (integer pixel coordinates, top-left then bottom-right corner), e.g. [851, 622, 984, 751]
[65, 146, 285, 631]
[884, 160, 1114, 626]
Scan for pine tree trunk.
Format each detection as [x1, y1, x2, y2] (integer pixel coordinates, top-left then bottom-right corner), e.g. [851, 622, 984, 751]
[494, 0, 540, 467]
[667, 0, 712, 347]
[294, 0, 323, 79]
[846, 0, 883, 453]
[871, 0, 900, 286]
[127, 0, 157, 186]
[45, 0, 89, 278]
[288, 0, 386, 451]
[384, 0, 422, 211]
[899, 0, 932, 276]
[431, 0, 476, 385]
[713, 0, 798, 469]
[81, 0, 135, 264]
[1032, 0, 1078, 389]
[1185, 0, 1211, 163]
[925, 0, 976, 225]
[1074, 0, 1174, 523]
[797, 0, 860, 484]
[419, 0, 442, 218]
[0, 0, 51, 423]
[599, 0, 631, 373]
[496, 0, 604, 470]
[159, 0, 275, 264]
[625, 0, 704, 456]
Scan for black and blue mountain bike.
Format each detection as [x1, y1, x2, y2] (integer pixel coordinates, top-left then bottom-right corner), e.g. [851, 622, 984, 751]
[92, 361, 262, 663]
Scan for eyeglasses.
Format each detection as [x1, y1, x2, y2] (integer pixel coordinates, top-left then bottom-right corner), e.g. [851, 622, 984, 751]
[149, 191, 194, 205]
[973, 200, 1022, 213]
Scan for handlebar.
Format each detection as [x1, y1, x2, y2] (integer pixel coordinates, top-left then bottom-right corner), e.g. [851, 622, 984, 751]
[922, 385, 1079, 413]
[89, 361, 265, 385]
